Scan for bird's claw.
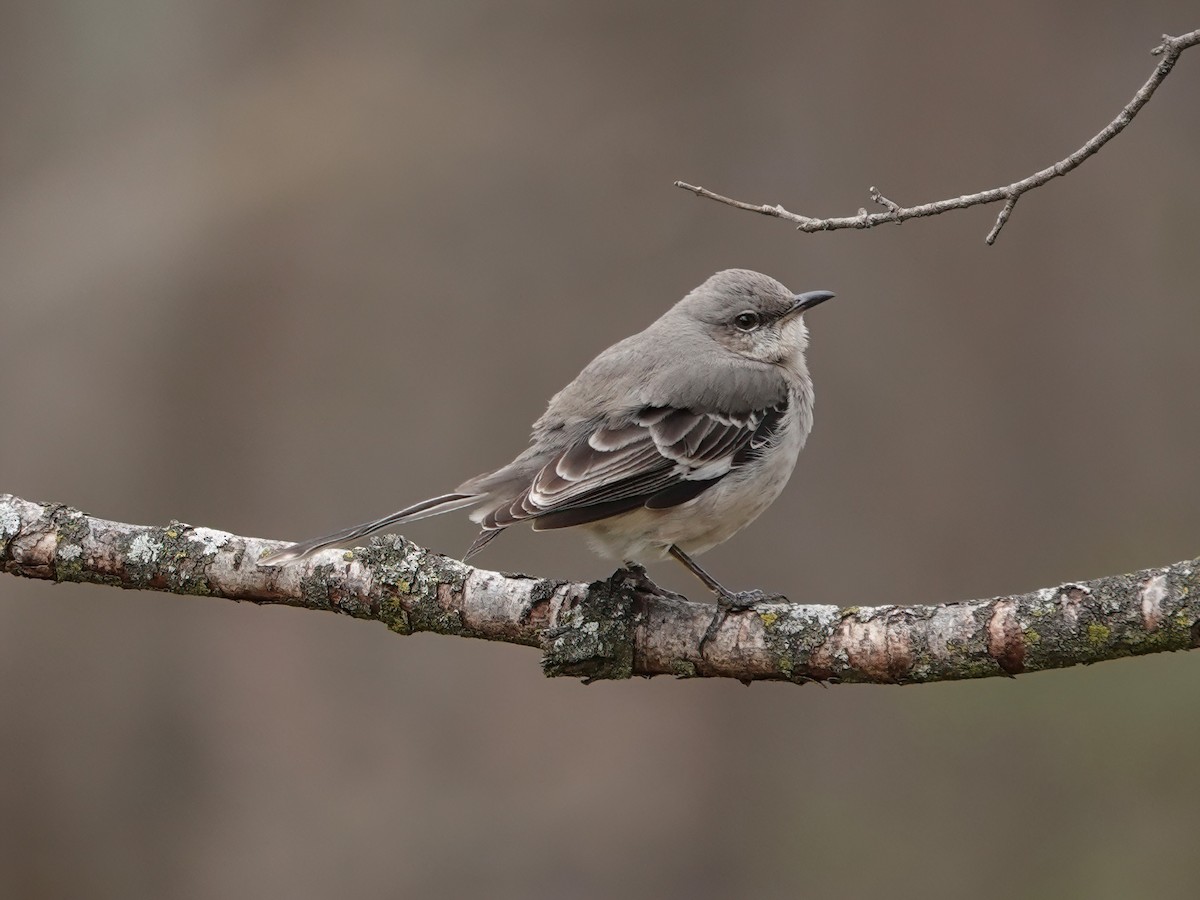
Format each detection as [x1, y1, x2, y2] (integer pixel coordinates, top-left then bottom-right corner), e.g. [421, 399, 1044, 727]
[698, 589, 787, 655]
[615, 564, 686, 601]
[723, 588, 787, 611]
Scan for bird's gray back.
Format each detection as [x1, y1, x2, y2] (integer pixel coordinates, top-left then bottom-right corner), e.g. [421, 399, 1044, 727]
[459, 298, 793, 503]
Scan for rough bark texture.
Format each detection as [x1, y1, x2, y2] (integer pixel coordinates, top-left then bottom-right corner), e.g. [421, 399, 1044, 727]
[2, 494, 1198, 684]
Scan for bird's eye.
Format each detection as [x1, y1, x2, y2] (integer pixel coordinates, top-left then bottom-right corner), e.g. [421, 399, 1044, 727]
[733, 311, 761, 332]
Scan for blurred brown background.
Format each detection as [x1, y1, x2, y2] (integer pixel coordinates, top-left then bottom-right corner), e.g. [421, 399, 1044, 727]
[3, 2, 1199, 898]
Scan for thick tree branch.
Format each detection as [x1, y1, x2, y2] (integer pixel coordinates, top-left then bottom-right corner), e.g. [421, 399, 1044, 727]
[3, 494, 1197, 685]
[676, 29, 1200, 244]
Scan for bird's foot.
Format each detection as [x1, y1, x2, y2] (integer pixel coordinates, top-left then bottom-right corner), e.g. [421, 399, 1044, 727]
[699, 588, 787, 655]
[614, 563, 686, 601]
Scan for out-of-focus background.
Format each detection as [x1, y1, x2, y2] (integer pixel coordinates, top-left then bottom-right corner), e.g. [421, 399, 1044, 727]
[2, 2, 1198, 897]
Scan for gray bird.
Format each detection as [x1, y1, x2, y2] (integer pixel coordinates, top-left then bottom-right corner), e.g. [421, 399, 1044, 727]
[261, 269, 835, 649]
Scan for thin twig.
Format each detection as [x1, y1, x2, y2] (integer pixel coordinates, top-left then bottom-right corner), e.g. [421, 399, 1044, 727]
[675, 29, 1200, 244]
[3, 494, 1198, 685]
[869, 186, 901, 214]
[985, 194, 1019, 245]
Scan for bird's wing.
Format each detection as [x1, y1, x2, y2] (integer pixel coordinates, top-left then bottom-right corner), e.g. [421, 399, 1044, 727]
[475, 399, 790, 535]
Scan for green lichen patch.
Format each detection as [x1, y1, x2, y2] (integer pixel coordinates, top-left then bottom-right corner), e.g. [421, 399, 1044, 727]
[757, 603, 842, 683]
[155, 522, 216, 596]
[51, 509, 91, 583]
[670, 659, 698, 678]
[121, 523, 227, 595]
[405, 593, 467, 636]
[1086, 622, 1112, 650]
[43, 510, 116, 588]
[380, 604, 411, 635]
[358, 535, 479, 638]
[359, 535, 428, 594]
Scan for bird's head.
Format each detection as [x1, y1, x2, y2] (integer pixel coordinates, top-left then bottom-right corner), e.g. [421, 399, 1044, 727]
[677, 269, 834, 365]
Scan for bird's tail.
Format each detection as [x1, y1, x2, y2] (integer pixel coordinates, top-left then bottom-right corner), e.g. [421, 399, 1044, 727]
[258, 493, 483, 564]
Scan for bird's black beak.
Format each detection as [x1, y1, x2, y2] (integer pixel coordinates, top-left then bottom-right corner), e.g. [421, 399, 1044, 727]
[791, 290, 836, 314]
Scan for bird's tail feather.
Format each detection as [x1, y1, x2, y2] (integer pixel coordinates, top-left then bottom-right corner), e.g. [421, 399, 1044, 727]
[259, 492, 483, 564]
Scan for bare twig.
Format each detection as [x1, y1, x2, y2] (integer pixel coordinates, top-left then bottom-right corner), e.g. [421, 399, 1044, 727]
[3, 494, 1197, 685]
[676, 29, 1200, 244]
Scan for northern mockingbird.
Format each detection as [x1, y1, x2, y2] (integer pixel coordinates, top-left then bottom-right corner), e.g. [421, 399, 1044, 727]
[262, 269, 834, 649]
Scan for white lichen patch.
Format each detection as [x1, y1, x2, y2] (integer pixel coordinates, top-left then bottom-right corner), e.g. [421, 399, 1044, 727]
[129, 533, 163, 564]
[188, 527, 230, 555]
[544, 617, 599, 654]
[0, 502, 19, 538]
[58, 543, 82, 561]
[466, 569, 558, 624]
[766, 603, 841, 636]
[926, 602, 986, 660]
[1140, 573, 1168, 631]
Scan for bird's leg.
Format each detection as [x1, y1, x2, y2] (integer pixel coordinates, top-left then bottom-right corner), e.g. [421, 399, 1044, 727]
[668, 545, 786, 653]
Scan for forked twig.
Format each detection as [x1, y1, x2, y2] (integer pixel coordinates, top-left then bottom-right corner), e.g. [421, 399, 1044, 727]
[676, 30, 1200, 244]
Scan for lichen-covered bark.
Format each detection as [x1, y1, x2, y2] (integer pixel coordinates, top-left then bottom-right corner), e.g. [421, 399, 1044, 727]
[2, 494, 1198, 684]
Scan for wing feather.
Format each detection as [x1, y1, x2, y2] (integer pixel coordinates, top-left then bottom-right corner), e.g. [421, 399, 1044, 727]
[477, 395, 791, 534]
